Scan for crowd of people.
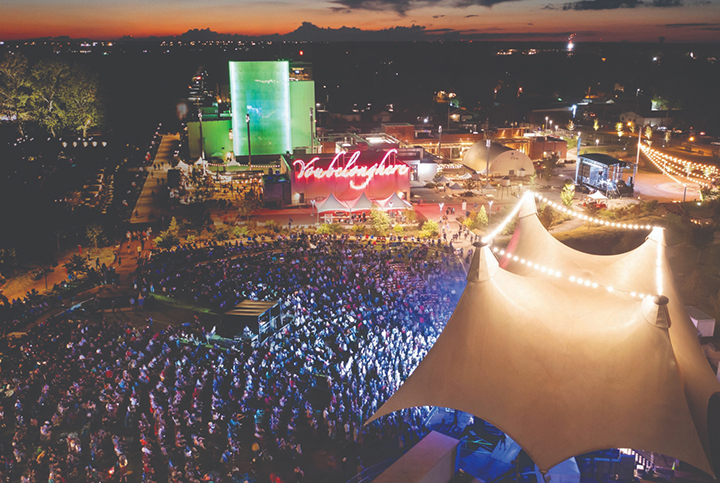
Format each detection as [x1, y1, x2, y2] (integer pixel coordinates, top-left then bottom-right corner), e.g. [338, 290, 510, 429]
[0, 233, 469, 482]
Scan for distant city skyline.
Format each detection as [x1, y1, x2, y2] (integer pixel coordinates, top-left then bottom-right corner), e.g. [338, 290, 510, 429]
[2, 0, 719, 42]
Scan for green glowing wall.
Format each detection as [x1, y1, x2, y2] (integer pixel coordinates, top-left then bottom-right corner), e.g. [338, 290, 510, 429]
[230, 61, 291, 156]
[289, 80, 315, 151]
[187, 120, 233, 160]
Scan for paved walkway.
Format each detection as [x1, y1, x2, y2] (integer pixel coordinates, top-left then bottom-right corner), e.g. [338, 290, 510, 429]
[131, 134, 179, 224]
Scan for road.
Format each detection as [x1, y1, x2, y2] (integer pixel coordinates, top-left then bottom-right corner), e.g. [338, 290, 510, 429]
[131, 134, 179, 225]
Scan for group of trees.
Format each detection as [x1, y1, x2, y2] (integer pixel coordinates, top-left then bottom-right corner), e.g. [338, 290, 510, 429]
[0, 53, 103, 137]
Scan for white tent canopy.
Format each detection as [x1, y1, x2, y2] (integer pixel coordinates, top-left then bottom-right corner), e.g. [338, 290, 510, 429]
[587, 190, 608, 201]
[195, 157, 209, 166]
[448, 183, 464, 191]
[315, 193, 350, 214]
[175, 160, 191, 172]
[369, 194, 720, 477]
[436, 176, 452, 184]
[377, 192, 412, 211]
[347, 193, 375, 212]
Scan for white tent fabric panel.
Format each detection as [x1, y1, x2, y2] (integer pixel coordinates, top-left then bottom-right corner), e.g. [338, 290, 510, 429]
[347, 192, 375, 212]
[368, 194, 720, 477]
[506, 195, 720, 469]
[377, 192, 412, 211]
[315, 193, 350, 214]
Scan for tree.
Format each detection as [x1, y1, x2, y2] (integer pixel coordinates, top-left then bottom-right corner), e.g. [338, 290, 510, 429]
[593, 119, 599, 132]
[463, 178, 478, 191]
[168, 216, 179, 234]
[645, 125, 653, 141]
[0, 53, 32, 136]
[538, 205, 554, 228]
[236, 197, 261, 221]
[29, 59, 72, 137]
[86, 222, 104, 249]
[404, 209, 417, 223]
[543, 153, 560, 181]
[477, 206, 489, 227]
[53, 228, 68, 252]
[154, 230, 180, 249]
[628, 121, 636, 134]
[186, 204, 212, 231]
[61, 66, 103, 137]
[615, 122, 624, 138]
[0, 248, 18, 276]
[369, 208, 391, 235]
[690, 224, 716, 263]
[561, 181, 576, 206]
[64, 254, 89, 276]
[566, 120, 574, 132]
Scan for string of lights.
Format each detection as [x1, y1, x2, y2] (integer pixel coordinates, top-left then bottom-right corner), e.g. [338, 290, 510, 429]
[481, 191, 665, 299]
[491, 245, 656, 299]
[640, 145, 712, 188]
[642, 145, 718, 178]
[481, 191, 531, 244]
[532, 192, 656, 230]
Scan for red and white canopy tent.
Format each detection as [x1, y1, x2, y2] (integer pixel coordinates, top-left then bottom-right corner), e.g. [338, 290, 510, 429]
[347, 192, 376, 212]
[315, 193, 350, 214]
[377, 192, 412, 212]
[369, 192, 720, 477]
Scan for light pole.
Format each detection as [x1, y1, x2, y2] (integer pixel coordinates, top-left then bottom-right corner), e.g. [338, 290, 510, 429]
[246, 113, 252, 170]
[488, 200, 494, 224]
[545, 116, 549, 133]
[309, 107, 314, 153]
[198, 109, 205, 160]
[484, 139, 492, 190]
[311, 199, 316, 224]
[438, 125, 443, 159]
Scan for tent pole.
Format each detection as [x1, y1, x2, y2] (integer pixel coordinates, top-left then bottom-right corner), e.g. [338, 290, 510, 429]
[540, 469, 550, 483]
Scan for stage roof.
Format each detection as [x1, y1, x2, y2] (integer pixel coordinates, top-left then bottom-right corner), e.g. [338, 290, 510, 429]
[224, 299, 278, 317]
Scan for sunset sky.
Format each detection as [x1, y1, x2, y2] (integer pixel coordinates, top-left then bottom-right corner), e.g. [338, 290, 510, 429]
[2, 0, 719, 42]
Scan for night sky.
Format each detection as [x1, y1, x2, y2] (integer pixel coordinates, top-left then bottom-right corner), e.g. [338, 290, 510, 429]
[1, 0, 719, 42]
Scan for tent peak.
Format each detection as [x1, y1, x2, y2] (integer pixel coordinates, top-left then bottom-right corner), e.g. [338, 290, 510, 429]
[467, 245, 499, 283]
[642, 295, 670, 329]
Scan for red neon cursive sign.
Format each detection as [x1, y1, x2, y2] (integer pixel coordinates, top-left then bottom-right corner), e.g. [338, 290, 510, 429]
[293, 149, 409, 190]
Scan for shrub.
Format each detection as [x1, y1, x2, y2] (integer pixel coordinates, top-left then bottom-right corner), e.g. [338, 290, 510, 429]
[233, 226, 249, 238]
[393, 224, 405, 234]
[420, 220, 439, 238]
[317, 224, 332, 235]
[561, 181, 575, 207]
[213, 226, 232, 241]
[264, 219, 281, 233]
[328, 223, 345, 234]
